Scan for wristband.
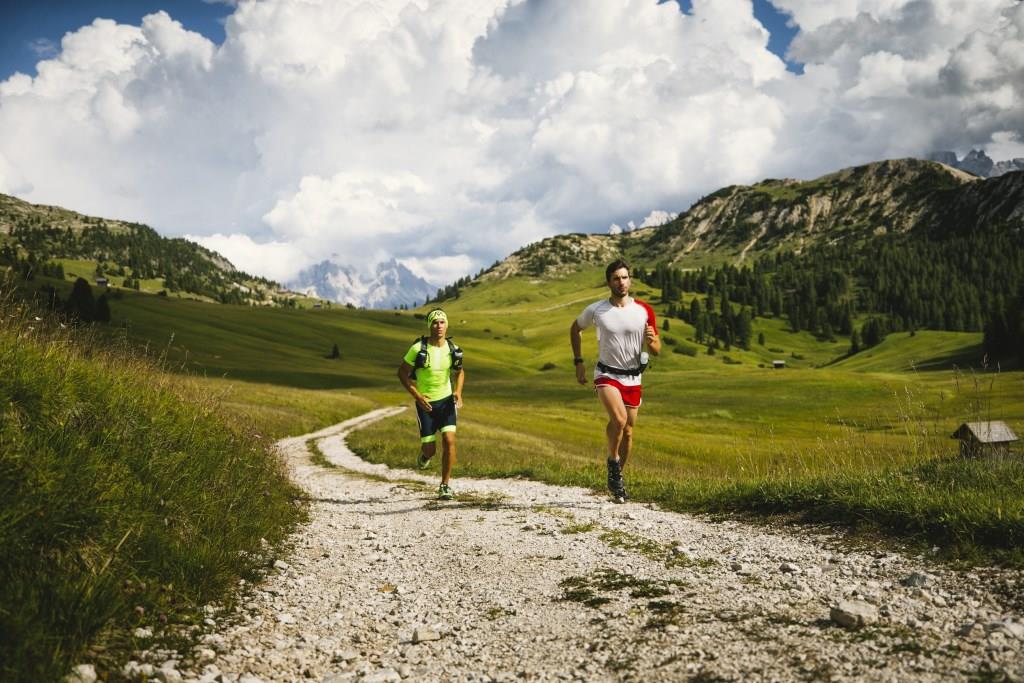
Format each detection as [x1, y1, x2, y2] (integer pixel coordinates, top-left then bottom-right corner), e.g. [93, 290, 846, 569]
[574, 357, 584, 365]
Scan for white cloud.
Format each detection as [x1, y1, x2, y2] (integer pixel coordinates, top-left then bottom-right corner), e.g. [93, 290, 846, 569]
[401, 254, 476, 285]
[27, 38, 58, 59]
[186, 233, 308, 283]
[1, 0, 1022, 286]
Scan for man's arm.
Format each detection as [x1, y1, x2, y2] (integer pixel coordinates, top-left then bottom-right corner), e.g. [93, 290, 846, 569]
[397, 361, 432, 411]
[452, 368, 465, 408]
[570, 320, 587, 385]
[645, 325, 662, 356]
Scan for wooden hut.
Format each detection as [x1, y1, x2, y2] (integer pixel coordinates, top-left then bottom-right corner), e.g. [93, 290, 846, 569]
[951, 421, 1018, 457]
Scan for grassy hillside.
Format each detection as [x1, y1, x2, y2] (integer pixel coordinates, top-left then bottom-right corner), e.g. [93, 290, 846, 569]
[0, 298, 306, 681]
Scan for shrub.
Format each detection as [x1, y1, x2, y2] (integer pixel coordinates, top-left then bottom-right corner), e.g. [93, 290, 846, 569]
[672, 343, 698, 357]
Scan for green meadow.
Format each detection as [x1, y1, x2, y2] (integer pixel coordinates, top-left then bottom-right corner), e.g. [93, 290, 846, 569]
[80, 266, 1024, 562]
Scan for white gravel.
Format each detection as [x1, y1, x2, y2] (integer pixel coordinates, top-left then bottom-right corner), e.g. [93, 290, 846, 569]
[117, 407, 1024, 683]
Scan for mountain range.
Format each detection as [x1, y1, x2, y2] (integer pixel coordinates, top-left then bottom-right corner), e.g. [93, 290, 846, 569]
[481, 158, 1024, 281]
[5, 156, 1023, 310]
[287, 258, 437, 310]
[927, 149, 1024, 178]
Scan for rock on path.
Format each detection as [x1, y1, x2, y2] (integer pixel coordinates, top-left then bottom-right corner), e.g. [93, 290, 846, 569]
[120, 407, 1023, 682]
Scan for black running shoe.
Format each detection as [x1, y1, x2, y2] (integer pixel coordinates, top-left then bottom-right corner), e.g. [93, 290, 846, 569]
[607, 458, 626, 503]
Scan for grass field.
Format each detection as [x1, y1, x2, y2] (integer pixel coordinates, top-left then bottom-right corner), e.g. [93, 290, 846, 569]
[31, 266, 1024, 561]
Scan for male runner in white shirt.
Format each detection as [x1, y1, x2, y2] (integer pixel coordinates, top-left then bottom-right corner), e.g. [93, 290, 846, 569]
[569, 259, 661, 503]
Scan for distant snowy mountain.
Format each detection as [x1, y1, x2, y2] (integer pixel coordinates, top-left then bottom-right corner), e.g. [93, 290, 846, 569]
[927, 149, 1024, 178]
[288, 258, 437, 309]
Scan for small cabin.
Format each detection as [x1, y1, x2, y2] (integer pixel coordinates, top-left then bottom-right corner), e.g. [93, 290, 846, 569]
[951, 421, 1018, 457]
[772, 360, 786, 369]
[95, 277, 108, 287]
[313, 302, 322, 309]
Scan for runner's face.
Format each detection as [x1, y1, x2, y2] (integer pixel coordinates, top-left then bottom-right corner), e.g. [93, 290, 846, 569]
[430, 318, 447, 337]
[607, 268, 630, 297]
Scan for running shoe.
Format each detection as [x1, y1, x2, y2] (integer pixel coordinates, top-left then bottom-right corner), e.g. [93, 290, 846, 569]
[417, 452, 432, 470]
[606, 458, 626, 503]
[437, 483, 455, 500]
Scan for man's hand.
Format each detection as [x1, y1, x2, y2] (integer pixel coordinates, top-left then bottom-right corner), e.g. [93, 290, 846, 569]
[416, 395, 433, 412]
[575, 362, 588, 385]
[453, 392, 463, 409]
[645, 324, 657, 344]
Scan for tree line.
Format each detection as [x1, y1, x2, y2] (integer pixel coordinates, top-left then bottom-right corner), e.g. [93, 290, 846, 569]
[636, 222, 1024, 360]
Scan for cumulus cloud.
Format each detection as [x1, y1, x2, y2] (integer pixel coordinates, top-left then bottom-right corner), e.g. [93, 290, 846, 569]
[186, 233, 308, 283]
[0, 0, 1022, 285]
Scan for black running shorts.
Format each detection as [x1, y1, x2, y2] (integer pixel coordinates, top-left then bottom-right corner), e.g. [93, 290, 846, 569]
[415, 395, 457, 443]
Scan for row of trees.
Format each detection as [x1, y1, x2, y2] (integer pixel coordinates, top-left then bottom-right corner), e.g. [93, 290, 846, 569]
[5, 220, 277, 305]
[38, 278, 111, 323]
[638, 223, 1023, 359]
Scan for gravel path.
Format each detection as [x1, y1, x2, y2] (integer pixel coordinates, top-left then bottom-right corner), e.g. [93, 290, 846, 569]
[117, 408, 1024, 683]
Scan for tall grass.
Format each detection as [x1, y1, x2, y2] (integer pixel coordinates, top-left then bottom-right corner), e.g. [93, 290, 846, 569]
[0, 291, 306, 681]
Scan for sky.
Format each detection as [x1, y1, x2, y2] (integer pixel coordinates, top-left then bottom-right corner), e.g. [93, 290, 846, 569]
[1, 0, 1023, 286]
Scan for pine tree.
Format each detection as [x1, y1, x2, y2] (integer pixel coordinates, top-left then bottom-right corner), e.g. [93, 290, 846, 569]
[66, 277, 96, 322]
[95, 293, 111, 323]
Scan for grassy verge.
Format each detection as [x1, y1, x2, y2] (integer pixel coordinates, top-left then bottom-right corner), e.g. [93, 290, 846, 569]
[0, 298, 306, 681]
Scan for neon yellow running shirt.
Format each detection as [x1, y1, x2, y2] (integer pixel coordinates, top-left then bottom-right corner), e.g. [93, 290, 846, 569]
[403, 341, 454, 401]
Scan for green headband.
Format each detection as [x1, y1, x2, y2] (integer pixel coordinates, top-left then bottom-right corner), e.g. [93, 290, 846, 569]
[427, 310, 448, 327]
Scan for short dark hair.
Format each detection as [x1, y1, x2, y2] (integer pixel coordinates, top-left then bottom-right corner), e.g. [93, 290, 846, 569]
[605, 259, 630, 282]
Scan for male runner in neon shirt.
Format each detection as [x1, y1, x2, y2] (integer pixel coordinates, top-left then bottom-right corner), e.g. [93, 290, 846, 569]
[569, 259, 661, 503]
[398, 309, 465, 500]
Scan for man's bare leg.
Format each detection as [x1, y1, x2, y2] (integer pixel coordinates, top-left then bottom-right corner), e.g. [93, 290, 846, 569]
[597, 386, 628, 461]
[618, 406, 638, 470]
[441, 431, 456, 485]
[421, 440, 436, 462]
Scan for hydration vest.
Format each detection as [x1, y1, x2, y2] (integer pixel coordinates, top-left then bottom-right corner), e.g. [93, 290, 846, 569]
[411, 336, 463, 378]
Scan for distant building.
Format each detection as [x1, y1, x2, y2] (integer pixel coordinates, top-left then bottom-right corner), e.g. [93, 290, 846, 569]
[313, 302, 322, 309]
[951, 421, 1018, 457]
[95, 277, 108, 286]
[772, 360, 786, 369]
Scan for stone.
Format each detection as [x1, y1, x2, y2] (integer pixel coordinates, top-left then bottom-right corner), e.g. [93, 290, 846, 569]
[237, 676, 264, 683]
[412, 627, 441, 643]
[273, 560, 290, 570]
[830, 600, 879, 629]
[780, 562, 801, 574]
[63, 664, 97, 683]
[134, 627, 154, 639]
[201, 634, 229, 652]
[363, 669, 401, 683]
[154, 665, 183, 683]
[902, 572, 933, 588]
[332, 648, 360, 663]
[277, 613, 296, 624]
[322, 675, 357, 683]
[958, 622, 985, 639]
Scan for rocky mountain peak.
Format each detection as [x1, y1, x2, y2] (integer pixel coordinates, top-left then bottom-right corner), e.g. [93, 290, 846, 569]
[288, 258, 436, 309]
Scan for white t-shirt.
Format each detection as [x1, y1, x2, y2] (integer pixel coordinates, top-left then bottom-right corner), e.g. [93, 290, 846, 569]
[576, 297, 657, 386]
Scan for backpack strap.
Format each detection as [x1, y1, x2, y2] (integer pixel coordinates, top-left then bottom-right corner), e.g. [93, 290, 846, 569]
[447, 337, 463, 371]
[411, 336, 429, 379]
